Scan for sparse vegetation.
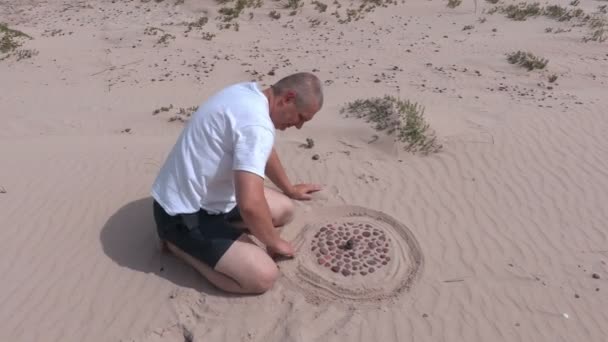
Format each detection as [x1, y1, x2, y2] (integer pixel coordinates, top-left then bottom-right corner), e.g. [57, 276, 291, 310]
[156, 33, 175, 46]
[201, 32, 215, 40]
[548, 74, 558, 83]
[312, 0, 328, 12]
[501, 3, 542, 21]
[269, 10, 281, 19]
[144, 27, 164, 36]
[185, 17, 209, 33]
[15, 49, 38, 61]
[489, 2, 586, 22]
[283, 0, 303, 10]
[447, 0, 462, 8]
[507, 51, 548, 71]
[169, 106, 199, 123]
[340, 96, 442, 155]
[218, 0, 262, 22]
[544, 5, 584, 21]
[153, 105, 198, 123]
[584, 16, 607, 42]
[153, 104, 174, 115]
[1, 23, 31, 55]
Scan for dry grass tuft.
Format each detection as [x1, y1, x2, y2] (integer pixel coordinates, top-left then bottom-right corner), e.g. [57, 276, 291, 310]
[507, 51, 548, 70]
[340, 96, 442, 155]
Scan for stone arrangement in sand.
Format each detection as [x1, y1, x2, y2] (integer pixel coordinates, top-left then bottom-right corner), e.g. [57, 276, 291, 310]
[311, 222, 391, 277]
[280, 206, 424, 305]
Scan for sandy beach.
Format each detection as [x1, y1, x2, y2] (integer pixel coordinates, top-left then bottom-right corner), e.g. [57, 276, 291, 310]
[1, 0, 607, 341]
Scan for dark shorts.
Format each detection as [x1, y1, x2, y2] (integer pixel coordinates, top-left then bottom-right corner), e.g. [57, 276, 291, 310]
[153, 200, 244, 268]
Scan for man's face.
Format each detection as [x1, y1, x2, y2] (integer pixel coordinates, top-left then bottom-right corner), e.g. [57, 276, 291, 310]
[274, 91, 317, 131]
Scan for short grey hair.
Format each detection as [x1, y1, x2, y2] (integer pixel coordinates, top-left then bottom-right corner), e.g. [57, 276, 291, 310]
[271, 72, 323, 111]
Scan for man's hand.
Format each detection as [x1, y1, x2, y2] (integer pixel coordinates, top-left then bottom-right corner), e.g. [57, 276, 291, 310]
[286, 183, 322, 201]
[267, 239, 295, 259]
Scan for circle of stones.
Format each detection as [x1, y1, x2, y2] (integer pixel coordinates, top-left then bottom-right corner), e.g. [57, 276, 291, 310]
[311, 221, 391, 277]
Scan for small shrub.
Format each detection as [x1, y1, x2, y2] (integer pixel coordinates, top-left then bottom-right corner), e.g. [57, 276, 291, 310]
[340, 96, 442, 155]
[447, 0, 462, 8]
[201, 32, 215, 40]
[548, 74, 558, 83]
[153, 104, 173, 115]
[0, 23, 31, 54]
[507, 51, 548, 71]
[269, 10, 281, 19]
[463, 25, 474, 30]
[283, 0, 303, 10]
[486, 0, 499, 4]
[156, 33, 175, 46]
[15, 48, 38, 61]
[218, 0, 261, 22]
[583, 17, 607, 42]
[312, 0, 328, 12]
[185, 17, 208, 33]
[502, 3, 542, 21]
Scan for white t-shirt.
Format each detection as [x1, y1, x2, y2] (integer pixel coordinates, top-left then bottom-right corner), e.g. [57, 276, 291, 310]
[152, 82, 275, 215]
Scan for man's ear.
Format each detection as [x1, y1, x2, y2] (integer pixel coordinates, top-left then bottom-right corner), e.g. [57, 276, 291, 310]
[284, 90, 296, 103]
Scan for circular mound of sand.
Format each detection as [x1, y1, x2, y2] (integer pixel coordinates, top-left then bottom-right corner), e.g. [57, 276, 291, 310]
[280, 206, 424, 305]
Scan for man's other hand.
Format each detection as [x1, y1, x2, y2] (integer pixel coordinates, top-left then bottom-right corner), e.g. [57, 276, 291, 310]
[267, 239, 295, 258]
[287, 183, 322, 200]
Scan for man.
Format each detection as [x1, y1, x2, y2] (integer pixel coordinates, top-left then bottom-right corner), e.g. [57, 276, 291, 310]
[152, 72, 323, 294]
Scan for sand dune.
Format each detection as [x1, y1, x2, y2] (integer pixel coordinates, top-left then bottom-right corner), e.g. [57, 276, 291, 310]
[1, 0, 607, 341]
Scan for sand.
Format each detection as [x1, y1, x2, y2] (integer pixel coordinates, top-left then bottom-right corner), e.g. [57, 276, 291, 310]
[1, 0, 607, 341]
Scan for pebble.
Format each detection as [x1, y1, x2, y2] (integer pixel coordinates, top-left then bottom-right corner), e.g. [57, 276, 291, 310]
[368, 267, 375, 273]
[592, 273, 600, 279]
[362, 232, 371, 237]
[331, 266, 340, 273]
[342, 269, 351, 276]
[320, 248, 328, 255]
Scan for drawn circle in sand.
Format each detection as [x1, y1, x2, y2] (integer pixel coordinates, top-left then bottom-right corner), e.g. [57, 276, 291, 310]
[281, 206, 424, 305]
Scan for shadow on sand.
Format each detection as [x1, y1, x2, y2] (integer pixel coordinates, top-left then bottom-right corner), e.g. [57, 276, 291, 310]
[99, 196, 233, 297]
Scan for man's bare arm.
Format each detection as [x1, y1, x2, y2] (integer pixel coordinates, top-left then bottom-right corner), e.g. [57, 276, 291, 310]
[234, 170, 288, 250]
[265, 148, 294, 195]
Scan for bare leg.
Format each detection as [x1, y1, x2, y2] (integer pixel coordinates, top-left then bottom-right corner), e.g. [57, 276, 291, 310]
[164, 235, 278, 294]
[264, 187, 295, 226]
[159, 187, 294, 293]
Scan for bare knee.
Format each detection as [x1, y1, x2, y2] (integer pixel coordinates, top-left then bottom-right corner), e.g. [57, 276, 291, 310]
[248, 264, 279, 293]
[273, 197, 295, 227]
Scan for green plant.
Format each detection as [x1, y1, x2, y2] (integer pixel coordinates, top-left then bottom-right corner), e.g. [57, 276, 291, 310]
[0, 23, 31, 54]
[340, 96, 442, 155]
[507, 51, 548, 70]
